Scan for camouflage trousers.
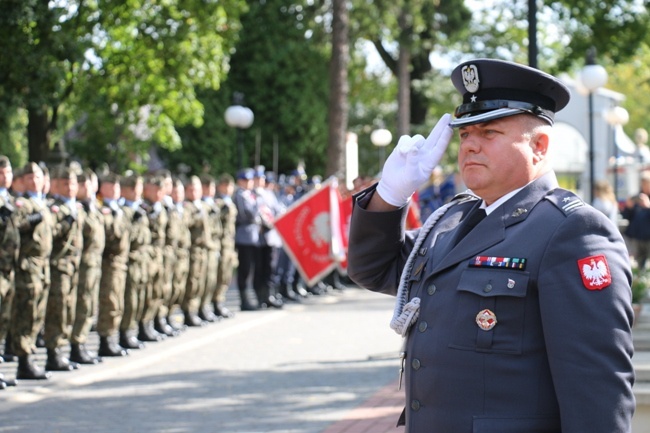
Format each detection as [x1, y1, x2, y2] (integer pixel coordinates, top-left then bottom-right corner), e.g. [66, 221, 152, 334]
[11, 258, 50, 357]
[44, 266, 79, 350]
[181, 247, 207, 315]
[201, 248, 220, 308]
[71, 261, 101, 345]
[120, 257, 148, 334]
[158, 248, 180, 318]
[0, 271, 15, 343]
[96, 259, 127, 338]
[141, 252, 164, 324]
[213, 247, 237, 304]
[167, 249, 189, 317]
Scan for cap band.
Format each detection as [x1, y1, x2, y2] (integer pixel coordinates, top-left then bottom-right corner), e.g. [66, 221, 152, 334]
[451, 100, 554, 128]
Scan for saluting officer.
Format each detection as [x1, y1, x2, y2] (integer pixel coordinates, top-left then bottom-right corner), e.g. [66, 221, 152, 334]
[348, 59, 635, 433]
[11, 162, 53, 380]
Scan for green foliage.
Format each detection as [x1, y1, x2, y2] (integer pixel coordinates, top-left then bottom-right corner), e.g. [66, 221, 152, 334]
[631, 262, 649, 304]
[0, 0, 247, 170]
[168, 0, 330, 177]
[605, 44, 650, 138]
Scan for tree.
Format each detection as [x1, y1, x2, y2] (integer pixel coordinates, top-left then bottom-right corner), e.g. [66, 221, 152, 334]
[326, 0, 350, 177]
[0, 0, 247, 168]
[352, 0, 471, 135]
[167, 0, 331, 177]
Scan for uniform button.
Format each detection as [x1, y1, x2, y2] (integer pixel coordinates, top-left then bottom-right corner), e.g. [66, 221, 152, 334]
[411, 400, 421, 411]
[418, 321, 428, 332]
[483, 283, 493, 293]
[427, 284, 437, 295]
[411, 358, 421, 370]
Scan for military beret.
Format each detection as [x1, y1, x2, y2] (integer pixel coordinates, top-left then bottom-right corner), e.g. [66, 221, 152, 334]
[144, 174, 165, 188]
[100, 172, 121, 184]
[77, 169, 97, 183]
[120, 174, 142, 188]
[49, 165, 77, 180]
[218, 173, 234, 185]
[22, 162, 43, 176]
[236, 168, 255, 180]
[0, 155, 11, 169]
[450, 58, 570, 128]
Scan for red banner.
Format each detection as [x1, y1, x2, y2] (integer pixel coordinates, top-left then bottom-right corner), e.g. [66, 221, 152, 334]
[274, 178, 347, 286]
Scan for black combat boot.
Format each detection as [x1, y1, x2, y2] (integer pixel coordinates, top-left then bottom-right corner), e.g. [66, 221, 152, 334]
[183, 310, 205, 327]
[239, 289, 258, 311]
[138, 321, 165, 342]
[2, 334, 17, 362]
[213, 302, 235, 318]
[16, 355, 50, 380]
[0, 372, 17, 389]
[70, 344, 101, 365]
[99, 336, 130, 356]
[118, 332, 144, 350]
[198, 304, 218, 323]
[45, 347, 79, 372]
[154, 316, 177, 337]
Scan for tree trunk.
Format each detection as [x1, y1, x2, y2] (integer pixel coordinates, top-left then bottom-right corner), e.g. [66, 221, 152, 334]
[396, 10, 411, 137]
[326, 0, 349, 178]
[27, 106, 51, 163]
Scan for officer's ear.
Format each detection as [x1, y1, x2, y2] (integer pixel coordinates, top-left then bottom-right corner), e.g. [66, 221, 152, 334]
[531, 128, 550, 164]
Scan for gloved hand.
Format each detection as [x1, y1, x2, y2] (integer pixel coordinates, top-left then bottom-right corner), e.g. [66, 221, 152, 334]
[0, 204, 14, 219]
[376, 114, 453, 207]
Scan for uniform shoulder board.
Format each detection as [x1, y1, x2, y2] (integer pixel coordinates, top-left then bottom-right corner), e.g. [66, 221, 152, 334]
[545, 189, 585, 216]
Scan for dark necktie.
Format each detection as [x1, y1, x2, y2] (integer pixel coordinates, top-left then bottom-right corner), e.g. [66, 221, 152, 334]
[453, 206, 487, 246]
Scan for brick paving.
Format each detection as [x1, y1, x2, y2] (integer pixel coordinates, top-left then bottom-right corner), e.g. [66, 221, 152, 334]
[321, 380, 405, 433]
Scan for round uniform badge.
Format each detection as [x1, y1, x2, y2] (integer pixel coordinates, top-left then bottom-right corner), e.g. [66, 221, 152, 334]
[476, 309, 497, 331]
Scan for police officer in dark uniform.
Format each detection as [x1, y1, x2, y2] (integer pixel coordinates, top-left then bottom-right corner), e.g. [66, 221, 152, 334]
[348, 59, 635, 433]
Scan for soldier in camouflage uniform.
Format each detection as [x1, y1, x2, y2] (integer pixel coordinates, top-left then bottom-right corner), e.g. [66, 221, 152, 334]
[43, 165, 83, 372]
[70, 169, 104, 365]
[138, 174, 168, 341]
[199, 174, 222, 322]
[158, 174, 189, 334]
[0, 157, 19, 388]
[11, 162, 53, 380]
[119, 174, 152, 346]
[96, 173, 130, 356]
[181, 175, 211, 326]
[212, 174, 237, 318]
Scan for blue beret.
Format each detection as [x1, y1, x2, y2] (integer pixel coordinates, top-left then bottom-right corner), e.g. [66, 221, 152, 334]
[450, 58, 570, 128]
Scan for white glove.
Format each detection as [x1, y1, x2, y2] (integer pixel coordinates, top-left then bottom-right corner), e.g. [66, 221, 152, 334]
[376, 113, 453, 207]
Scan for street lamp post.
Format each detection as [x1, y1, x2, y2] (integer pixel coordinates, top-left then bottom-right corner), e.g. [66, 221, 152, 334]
[580, 49, 608, 204]
[635, 128, 649, 180]
[604, 105, 629, 201]
[370, 127, 392, 174]
[224, 93, 254, 169]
